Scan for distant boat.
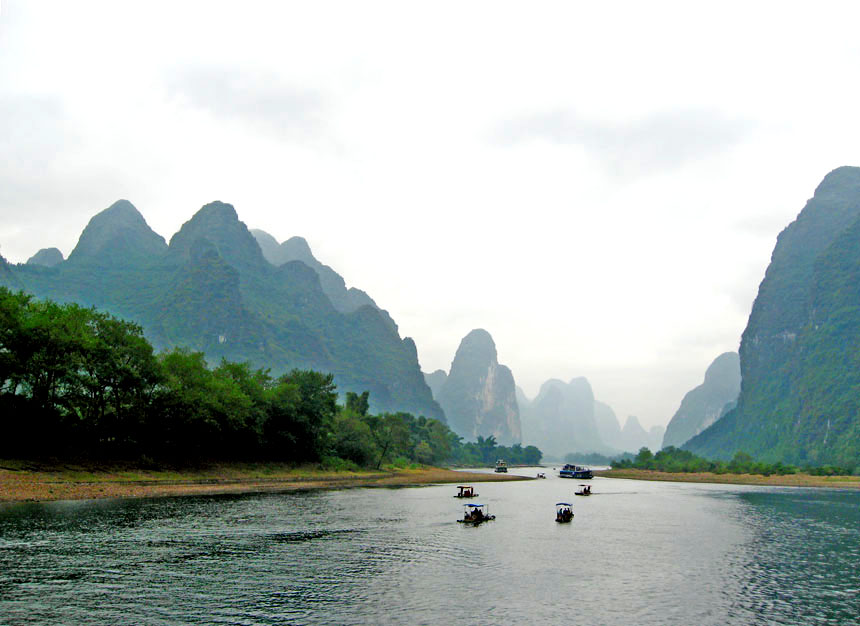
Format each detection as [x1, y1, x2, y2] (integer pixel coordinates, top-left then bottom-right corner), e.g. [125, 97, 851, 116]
[536, 472, 546, 479]
[574, 484, 592, 496]
[494, 459, 508, 473]
[559, 464, 593, 479]
[454, 485, 478, 498]
[555, 502, 574, 523]
[458, 503, 495, 524]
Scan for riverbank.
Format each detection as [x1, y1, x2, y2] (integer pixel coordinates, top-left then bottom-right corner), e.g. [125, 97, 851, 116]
[597, 468, 860, 489]
[0, 461, 529, 503]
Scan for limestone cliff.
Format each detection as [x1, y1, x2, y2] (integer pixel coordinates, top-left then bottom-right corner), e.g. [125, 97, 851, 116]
[662, 352, 740, 449]
[436, 329, 522, 444]
[687, 167, 860, 465]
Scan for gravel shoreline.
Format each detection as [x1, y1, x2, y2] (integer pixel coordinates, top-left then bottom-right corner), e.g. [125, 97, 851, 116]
[597, 468, 860, 489]
[0, 465, 530, 503]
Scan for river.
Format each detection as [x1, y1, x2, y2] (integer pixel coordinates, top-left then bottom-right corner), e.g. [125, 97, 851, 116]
[1, 467, 858, 625]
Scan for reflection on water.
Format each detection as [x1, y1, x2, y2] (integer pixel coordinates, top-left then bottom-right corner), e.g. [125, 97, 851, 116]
[729, 490, 860, 625]
[0, 472, 858, 625]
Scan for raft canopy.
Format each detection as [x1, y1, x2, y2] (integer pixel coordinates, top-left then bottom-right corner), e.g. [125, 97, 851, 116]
[465, 503, 485, 507]
[556, 502, 572, 506]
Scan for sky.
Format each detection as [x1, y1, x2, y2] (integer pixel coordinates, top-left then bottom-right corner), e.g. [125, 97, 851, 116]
[3, 1, 860, 429]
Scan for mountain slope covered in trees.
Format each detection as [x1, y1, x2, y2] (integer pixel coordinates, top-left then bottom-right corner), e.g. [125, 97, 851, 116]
[1, 200, 443, 421]
[686, 167, 860, 467]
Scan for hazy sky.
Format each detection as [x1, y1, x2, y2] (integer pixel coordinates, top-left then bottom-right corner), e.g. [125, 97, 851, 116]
[3, 1, 860, 428]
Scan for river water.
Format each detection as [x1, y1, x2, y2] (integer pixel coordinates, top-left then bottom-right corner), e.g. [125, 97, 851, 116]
[1, 468, 859, 625]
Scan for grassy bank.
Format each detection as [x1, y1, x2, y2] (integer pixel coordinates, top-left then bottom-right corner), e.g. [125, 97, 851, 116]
[0, 460, 529, 503]
[597, 468, 860, 489]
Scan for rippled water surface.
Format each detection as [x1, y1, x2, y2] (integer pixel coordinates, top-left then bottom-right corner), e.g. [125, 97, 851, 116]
[1, 470, 859, 625]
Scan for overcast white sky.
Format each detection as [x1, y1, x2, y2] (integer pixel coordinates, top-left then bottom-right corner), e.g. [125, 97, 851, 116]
[3, 1, 860, 428]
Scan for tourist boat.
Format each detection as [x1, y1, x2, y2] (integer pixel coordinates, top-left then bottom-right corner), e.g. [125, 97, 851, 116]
[454, 485, 478, 498]
[458, 503, 495, 524]
[574, 484, 592, 496]
[536, 472, 546, 479]
[555, 502, 574, 523]
[559, 464, 593, 479]
[494, 459, 508, 473]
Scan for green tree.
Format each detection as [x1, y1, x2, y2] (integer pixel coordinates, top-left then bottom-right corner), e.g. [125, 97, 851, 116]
[635, 447, 654, 466]
[345, 390, 370, 416]
[364, 412, 411, 469]
[728, 451, 754, 473]
[264, 369, 337, 462]
[414, 440, 433, 464]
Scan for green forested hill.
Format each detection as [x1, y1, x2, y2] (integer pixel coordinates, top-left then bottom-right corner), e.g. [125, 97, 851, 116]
[1, 200, 444, 421]
[686, 167, 860, 467]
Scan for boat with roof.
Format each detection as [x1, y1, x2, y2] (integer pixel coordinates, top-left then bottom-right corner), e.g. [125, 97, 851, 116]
[559, 464, 593, 479]
[555, 502, 574, 523]
[457, 503, 495, 524]
[494, 459, 508, 473]
[454, 485, 478, 498]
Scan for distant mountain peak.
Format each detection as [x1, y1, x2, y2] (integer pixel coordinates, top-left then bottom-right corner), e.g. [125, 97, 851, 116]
[67, 199, 166, 265]
[282, 236, 314, 260]
[520, 376, 608, 458]
[814, 166, 860, 196]
[169, 201, 266, 270]
[26, 247, 64, 267]
[454, 329, 497, 363]
[438, 329, 521, 444]
[662, 351, 742, 450]
[623, 415, 644, 431]
[704, 352, 741, 386]
[424, 369, 448, 401]
[196, 200, 239, 221]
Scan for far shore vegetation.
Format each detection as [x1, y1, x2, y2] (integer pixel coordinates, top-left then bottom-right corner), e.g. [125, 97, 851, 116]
[609, 445, 857, 477]
[0, 288, 541, 480]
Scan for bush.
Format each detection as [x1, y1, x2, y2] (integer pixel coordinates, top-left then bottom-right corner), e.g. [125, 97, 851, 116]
[320, 456, 360, 472]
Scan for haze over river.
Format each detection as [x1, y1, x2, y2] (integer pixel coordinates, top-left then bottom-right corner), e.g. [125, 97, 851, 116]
[1, 469, 858, 625]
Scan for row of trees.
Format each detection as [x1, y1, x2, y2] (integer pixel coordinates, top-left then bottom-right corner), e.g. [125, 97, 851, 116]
[452, 435, 542, 467]
[612, 446, 855, 476]
[0, 288, 542, 467]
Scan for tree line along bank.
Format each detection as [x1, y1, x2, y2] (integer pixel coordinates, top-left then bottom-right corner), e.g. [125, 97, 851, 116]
[0, 288, 541, 468]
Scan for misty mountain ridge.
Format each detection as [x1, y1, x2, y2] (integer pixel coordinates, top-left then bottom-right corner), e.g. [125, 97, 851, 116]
[519, 377, 609, 458]
[251, 229, 391, 325]
[620, 416, 664, 454]
[662, 352, 740, 449]
[519, 379, 664, 458]
[2, 199, 443, 421]
[424, 370, 448, 400]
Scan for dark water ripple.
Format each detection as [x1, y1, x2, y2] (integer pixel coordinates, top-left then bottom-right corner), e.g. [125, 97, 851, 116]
[1, 475, 859, 624]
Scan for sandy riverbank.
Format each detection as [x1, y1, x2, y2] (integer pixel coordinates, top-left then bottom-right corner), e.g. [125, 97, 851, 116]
[0, 461, 530, 503]
[596, 468, 860, 489]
